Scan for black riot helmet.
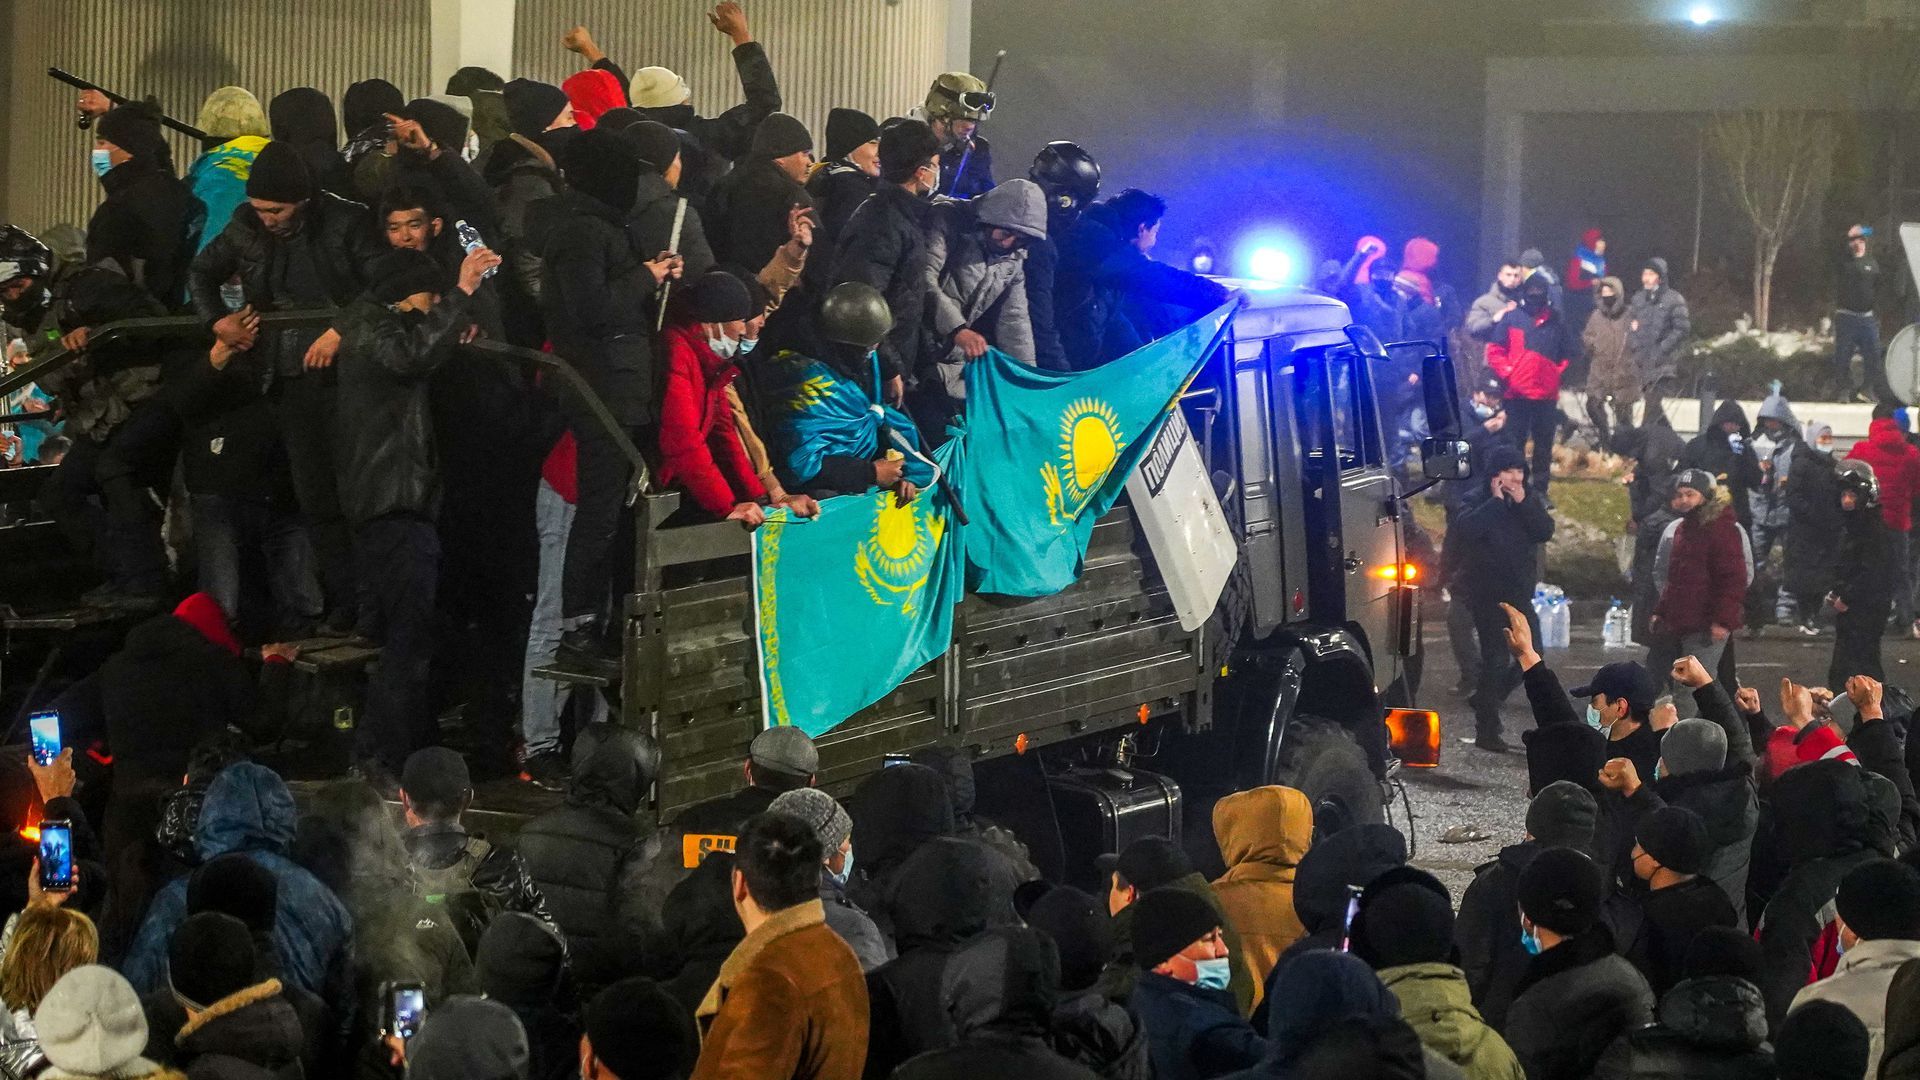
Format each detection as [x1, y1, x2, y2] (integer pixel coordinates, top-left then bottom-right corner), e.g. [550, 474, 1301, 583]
[818, 282, 894, 349]
[1029, 141, 1101, 215]
[0, 225, 53, 289]
[1836, 458, 1881, 509]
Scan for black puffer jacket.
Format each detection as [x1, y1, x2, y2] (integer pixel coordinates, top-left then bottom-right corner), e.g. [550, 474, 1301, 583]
[1457, 841, 1543, 1032]
[864, 837, 997, 1080]
[1605, 878, 1739, 998]
[630, 171, 716, 283]
[172, 980, 307, 1080]
[89, 156, 200, 308]
[1784, 439, 1841, 605]
[1848, 714, 1919, 854]
[188, 194, 382, 378]
[533, 188, 661, 422]
[1683, 400, 1762, 527]
[704, 155, 806, 272]
[829, 183, 933, 381]
[1504, 925, 1655, 1080]
[1252, 824, 1408, 1031]
[1754, 759, 1879, 1026]
[1051, 203, 1229, 371]
[1592, 975, 1773, 1080]
[894, 926, 1101, 1080]
[848, 763, 958, 933]
[332, 291, 473, 525]
[1049, 985, 1151, 1080]
[657, 852, 743, 1015]
[1450, 489, 1556, 608]
[517, 726, 664, 992]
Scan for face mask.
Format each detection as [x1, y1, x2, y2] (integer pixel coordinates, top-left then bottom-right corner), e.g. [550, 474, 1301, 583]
[1727, 433, 1745, 454]
[90, 148, 114, 179]
[1193, 957, 1233, 991]
[706, 333, 739, 360]
[1585, 704, 1604, 731]
[828, 848, 853, 888]
[1819, 441, 1835, 455]
[1473, 402, 1497, 420]
[1520, 926, 1542, 956]
[738, 337, 759, 357]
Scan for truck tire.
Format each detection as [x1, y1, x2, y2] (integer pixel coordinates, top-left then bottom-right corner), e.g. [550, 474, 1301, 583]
[1273, 720, 1384, 835]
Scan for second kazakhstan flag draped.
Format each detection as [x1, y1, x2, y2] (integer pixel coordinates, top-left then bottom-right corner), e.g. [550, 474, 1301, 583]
[961, 300, 1238, 596]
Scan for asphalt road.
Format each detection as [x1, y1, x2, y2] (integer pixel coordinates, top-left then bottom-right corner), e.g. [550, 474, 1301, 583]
[1405, 604, 1920, 899]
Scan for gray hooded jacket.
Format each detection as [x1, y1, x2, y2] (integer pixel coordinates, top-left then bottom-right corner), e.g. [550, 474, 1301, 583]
[1626, 257, 1692, 382]
[921, 178, 1047, 398]
[1750, 392, 1799, 528]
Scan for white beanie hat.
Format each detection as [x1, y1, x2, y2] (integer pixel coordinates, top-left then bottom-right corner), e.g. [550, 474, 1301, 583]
[629, 67, 692, 109]
[34, 965, 153, 1078]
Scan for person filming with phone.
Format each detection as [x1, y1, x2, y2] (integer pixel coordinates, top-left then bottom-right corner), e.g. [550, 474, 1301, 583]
[1450, 445, 1556, 753]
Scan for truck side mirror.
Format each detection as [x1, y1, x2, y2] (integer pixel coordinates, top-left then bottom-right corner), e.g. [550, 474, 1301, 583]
[1421, 347, 1462, 440]
[1420, 437, 1472, 481]
[1885, 323, 1920, 407]
[1344, 324, 1388, 361]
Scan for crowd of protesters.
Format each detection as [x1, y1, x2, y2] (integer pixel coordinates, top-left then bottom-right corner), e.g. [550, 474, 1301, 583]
[0, 1, 1229, 786]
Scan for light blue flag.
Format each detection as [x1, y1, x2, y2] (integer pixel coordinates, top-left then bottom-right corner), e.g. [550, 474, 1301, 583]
[751, 438, 965, 736]
[960, 300, 1238, 597]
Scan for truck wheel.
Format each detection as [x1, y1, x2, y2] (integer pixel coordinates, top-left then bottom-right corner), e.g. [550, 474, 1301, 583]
[1273, 720, 1384, 835]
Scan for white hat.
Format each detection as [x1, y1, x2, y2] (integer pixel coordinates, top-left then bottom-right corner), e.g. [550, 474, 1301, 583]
[34, 966, 153, 1078]
[629, 67, 692, 109]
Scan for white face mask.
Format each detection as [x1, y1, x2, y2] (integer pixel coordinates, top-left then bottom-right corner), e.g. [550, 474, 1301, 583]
[706, 333, 739, 360]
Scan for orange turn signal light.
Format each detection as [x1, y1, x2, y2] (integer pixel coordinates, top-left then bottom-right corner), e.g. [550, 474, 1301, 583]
[1385, 708, 1442, 768]
[18, 826, 38, 843]
[1371, 562, 1420, 583]
[1014, 733, 1031, 756]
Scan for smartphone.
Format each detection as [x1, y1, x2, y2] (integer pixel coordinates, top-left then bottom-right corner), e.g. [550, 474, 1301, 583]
[882, 753, 913, 768]
[38, 820, 73, 893]
[1338, 883, 1365, 952]
[27, 711, 59, 767]
[383, 982, 426, 1040]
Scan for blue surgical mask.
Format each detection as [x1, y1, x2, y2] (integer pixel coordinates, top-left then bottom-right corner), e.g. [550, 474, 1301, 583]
[1520, 927, 1542, 956]
[1472, 401, 1497, 420]
[828, 848, 854, 888]
[1585, 704, 1603, 731]
[738, 336, 759, 356]
[1193, 957, 1233, 991]
[90, 148, 114, 179]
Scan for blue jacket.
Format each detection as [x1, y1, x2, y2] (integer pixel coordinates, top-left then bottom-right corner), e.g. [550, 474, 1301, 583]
[122, 762, 353, 995]
[1129, 971, 1266, 1080]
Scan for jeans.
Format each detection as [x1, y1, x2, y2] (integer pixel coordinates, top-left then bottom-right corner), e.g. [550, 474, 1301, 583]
[1470, 598, 1541, 741]
[353, 513, 439, 771]
[192, 494, 323, 637]
[1833, 311, 1883, 399]
[1504, 398, 1559, 493]
[522, 481, 607, 755]
[1747, 519, 1794, 623]
[273, 373, 355, 620]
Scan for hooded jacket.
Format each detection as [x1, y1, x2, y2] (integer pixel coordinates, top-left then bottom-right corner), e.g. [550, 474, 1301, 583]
[516, 728, 664, 993]
[1505, 925, 1655, 1080]
[848, 763, 960, 929]
[1567, 229, 1606, 294]
[123, 764, 353, 999]
[1847, 416, 1920, 532]
[1378, 964, 1524, 1080]
[656, 320, 769, 517]
[893, 928, 1100, 1080]
[1788, 937, 1920, 1074]
[1652, 489, 1747, 636]
[919, 181, 1046, 395]
[332, 290, 473, 525]
[1626, 261, 1691, 382]
[1592, 975, 1772, 1080]
[1582, 277, 1637, 403]
[1754, 759, 1879, 1025]
[1785, 425, 1841, 604]
[863, 838, 997, 1079]
[1486, 299, 1576, 400]
[1458, 841, 1552, 1032]
[1683, 400, 1761, 526]
[87, 156, 200, 310]
[1606, 878, 1740, 998]
[171, 980, 305, 1080]
[1748, 394, 1799, 528]
[1210, 787, 1311, 1007]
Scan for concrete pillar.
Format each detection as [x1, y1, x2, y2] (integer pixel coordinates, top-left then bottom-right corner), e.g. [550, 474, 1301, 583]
[431, 0, 516, 94]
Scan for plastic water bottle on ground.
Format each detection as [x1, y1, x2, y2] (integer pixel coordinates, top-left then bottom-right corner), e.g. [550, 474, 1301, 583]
[1603, 599, 1628, 649]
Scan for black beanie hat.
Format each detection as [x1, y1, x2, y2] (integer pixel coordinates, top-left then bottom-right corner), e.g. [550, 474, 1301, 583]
[825, 107, 881, 161]
[504, 78, 571, 136]
[475, 912, 567, 1007]
[268, 87, 338, 146]
[1522, 723, 1606, 799]
[1637, 805, 1711, 876]
[404, 98, 469, 155]
[1776, 1000, 1870, 1080]
[367, 249, 447, 305]
[169, 911, 257, 1009]
[751, 112, 813, 159]
[1516, 847, 1604, 936]
[1525, 781, 1598, 849]
[621, 120, 684, 175]
[245, 140, 316, 203]
[717, 264, 771, 317]
[1131, 887, 1221, 971]
[1837, 858, 1920, 940]
[585, 977, 697, 1080]
[1352, 867, 1454, 970]
[594, 107, 644, 134]
[1025, 885, 1113, 993]
[688, 271, 754, 324]
[343, 79, 405, 135]
[95, 103, 168, 162]
[187, 852, 278, 935]
[446, 66, 506, 97]
[1683, 925, 1764, 984]
[559, 128, 641, 214]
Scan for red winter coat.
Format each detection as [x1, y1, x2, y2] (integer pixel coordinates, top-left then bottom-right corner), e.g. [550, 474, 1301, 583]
[1653, 495, 1747, 636]
[1486, 307, 1574, 400]
[656, 323, 767, 518]
[1845, 417, 1920, 532]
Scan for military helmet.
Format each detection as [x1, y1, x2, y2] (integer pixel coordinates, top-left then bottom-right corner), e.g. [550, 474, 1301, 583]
[925, 72, 993, 123]
[1029, 141, 1101, 213]
[0, 225, 53, 287]
[819, 282, 893, 348]
[1837, 457, 1881, 508]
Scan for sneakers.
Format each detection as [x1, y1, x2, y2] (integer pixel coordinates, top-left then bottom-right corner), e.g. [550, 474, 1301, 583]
[1796, 623, 1823, 638]
[520, 750, 570, 791]
[1459, 735, 1511, 754]
[557, 623, 620, 672]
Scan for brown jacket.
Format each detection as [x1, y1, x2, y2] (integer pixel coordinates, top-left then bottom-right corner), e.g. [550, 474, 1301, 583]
[1211, 785, 1313, 1008]
[692, 898, 869, 1080]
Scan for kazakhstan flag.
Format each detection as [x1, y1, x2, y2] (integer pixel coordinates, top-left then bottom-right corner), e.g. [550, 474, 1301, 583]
[962, 299, 1238, 597]
[751, 438, 965, 736]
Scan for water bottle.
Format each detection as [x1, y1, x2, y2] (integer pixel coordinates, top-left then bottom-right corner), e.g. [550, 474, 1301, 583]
[1533, 584, 1549, 630]
[1555, 588, 1572, 648]
[454, 219, 496, 279]
[219, 280, 245, 313]
[1603, 599, 1627, 649]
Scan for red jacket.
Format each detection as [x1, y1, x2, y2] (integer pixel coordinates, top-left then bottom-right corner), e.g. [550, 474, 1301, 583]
[657, 323, 767, 518]
[1845, 417, 1920, 532]
[1653, 497, 1747, 635]
[1485, 307, 1574, 401]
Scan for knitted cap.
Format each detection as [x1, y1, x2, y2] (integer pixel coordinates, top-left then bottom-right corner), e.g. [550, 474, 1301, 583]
[401, 746, 472, 809]
[1660, 718, 1728, 778]
[621, 120, 683, 173]
[1516, 847, 1604, 935]
[168, 912, 256, 1010]
[404, 98, 470, 154]
[244, 140, 315, 203]
[1636, 805, 1711, 876]
[1836, 859, 1920, 941]
[686, 270, 754, 324]
[751, 113, 813, 159]
[187, 852, 278, 934]
[367, 248, 447, 305]
[1684, 926, 1764, 984]
[1776, 1000, 1869, 1080]
[585, 978, 697, 1080]
[1352, 867, 1454, 970]
[503, 78, 570, 136]
[1525, 781, 1597, 849]
[1025, 885, 1112, 992]
[33, 966, 151, 1076]
[406, 996, 531, 1080]
[95, 104, 167, 161]
[629, 66, 691, 109]
[825, 107, 881, 161]
[769, 788, 853, 853]
[1130, 888, 1220, 971]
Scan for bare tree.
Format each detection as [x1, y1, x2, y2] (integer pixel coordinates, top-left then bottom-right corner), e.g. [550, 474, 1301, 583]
[1708, 111, 1839, 331]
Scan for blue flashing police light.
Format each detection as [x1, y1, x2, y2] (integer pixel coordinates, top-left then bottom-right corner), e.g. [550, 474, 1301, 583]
[1238, 230, 1307, 288]
[1249, 247, 1295, 286]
